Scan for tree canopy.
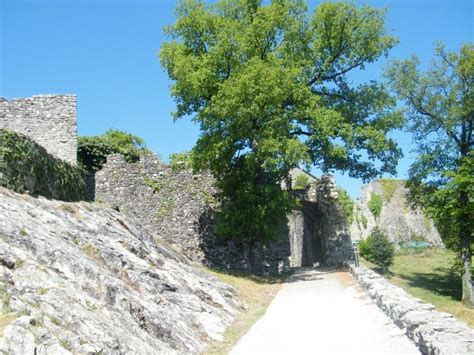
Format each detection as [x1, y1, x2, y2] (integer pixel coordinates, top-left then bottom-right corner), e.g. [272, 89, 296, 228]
[386, 42, 474, 307]
[160, 0, 403, 248]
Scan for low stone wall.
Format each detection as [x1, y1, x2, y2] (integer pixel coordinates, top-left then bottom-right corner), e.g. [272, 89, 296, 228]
[350, 266, 474, 354]
[0, 129, 85, 201]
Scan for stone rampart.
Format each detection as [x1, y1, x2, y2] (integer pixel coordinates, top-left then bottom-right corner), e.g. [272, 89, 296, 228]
[0, 95, 77, 164]
[95, 154, 291, 274]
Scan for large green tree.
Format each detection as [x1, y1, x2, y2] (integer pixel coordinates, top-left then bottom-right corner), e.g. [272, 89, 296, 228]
[160, 0, 403, 261]
[386, 43, 474, 307]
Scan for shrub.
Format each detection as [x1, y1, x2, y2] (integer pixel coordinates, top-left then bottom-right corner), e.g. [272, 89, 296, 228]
[293, 174, 310, 190]
[368, 192, 383, 218]
[359, 227, 394, 272]
[78, 129, 150, 173]
[169, 151, 193, 172]
[337, 187, 354, 226]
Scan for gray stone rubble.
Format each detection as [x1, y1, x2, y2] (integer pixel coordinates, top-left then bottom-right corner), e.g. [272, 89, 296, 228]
[350, 266, 474, 355]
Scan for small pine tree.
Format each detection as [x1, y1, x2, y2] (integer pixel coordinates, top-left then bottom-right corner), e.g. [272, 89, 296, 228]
[360, 227, 395, 272]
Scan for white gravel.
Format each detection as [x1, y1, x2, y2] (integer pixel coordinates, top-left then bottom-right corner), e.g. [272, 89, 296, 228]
[231, 268, 420, 355]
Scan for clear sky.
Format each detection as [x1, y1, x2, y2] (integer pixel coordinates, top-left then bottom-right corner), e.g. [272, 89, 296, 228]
[1, 0, 472, 197]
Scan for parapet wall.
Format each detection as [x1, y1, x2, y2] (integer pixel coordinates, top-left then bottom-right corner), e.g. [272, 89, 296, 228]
[0, 95, 77, 164]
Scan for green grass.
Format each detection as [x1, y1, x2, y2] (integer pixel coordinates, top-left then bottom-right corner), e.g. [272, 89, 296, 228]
[362, 248, 474, 328]
[202, 267, 288, 355]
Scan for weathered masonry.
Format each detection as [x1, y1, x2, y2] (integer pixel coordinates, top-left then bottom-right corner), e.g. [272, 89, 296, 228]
[288, 171, 353, 268]
[0, 95, 77, 164]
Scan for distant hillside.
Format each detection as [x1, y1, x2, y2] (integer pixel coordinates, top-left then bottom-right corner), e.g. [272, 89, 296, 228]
[350, 180, 444, 248]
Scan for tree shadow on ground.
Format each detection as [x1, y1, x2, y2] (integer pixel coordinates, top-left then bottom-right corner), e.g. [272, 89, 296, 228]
[205, 267, 291, 284]
[393, 266, 461, 301]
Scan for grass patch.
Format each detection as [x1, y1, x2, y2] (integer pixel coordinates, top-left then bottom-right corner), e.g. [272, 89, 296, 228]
[202, 267, 288, 354]
[362, 248, 474, 328]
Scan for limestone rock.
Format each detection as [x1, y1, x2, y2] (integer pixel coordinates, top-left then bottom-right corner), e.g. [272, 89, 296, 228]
[0, 187, 241, 354]
[350, 180, 443, 247]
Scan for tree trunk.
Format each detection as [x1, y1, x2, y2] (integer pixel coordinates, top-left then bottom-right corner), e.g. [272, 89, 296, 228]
[460, 188, 474, 307]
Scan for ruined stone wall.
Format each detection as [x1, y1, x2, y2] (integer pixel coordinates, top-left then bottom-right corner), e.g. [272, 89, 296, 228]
[95, 154, 290, 274]
[288, 176, 353, 267]
[0, 95, 77, 164]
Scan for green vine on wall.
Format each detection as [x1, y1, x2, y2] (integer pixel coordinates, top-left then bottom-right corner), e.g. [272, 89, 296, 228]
[0, 129, 85, 201]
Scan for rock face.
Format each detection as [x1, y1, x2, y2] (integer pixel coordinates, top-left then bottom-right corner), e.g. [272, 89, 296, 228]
[351, 266, 474, 355]
[0, 95, 77, 164]
[350, 180, 443, 247]
[0, 187, 241, 354]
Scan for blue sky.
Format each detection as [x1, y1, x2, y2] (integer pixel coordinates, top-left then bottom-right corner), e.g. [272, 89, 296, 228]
[1, 0, 472, 197]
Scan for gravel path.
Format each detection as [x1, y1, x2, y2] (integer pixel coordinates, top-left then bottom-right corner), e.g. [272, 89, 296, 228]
[231, 268, 420, 355]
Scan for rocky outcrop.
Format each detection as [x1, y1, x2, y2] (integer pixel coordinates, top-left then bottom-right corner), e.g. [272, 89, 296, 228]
[350, 266, 474, 355]
[0, 187, 241, 354]
[350, 180, 443, 247]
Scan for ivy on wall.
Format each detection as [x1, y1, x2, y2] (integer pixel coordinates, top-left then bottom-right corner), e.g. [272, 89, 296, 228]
[0, 129, 85, 201]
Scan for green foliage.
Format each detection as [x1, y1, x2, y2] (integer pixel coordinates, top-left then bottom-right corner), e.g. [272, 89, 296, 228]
[293, 174, 310, 190]
[368, 192, 383, 219]
[336, 187, 354, 226]
[359, 227, 395, 272]
[215, 162, 296, 244]
[380, 179, 401, 202]
[0, 129, 85, 201]
[161, 0, 403, 244]
[169, 151, 193, 172]
[78, 129, 150, 173]
[386, 43, 474, 305]
[143, 177, 165, 193]
[361, 214, 368, 229]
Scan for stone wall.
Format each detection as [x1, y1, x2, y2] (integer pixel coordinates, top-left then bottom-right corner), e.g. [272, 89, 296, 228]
[95, 154, 291, 274]
[95, 155, 352, 273]
[0, 129, 85, 201]
[288, 175, 353, 267]
[350, 266, 474, 354]
[0, 95, 77, 164]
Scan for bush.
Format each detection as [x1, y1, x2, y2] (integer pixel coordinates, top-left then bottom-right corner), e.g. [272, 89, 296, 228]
[293, 174, 310, 190]
[368, 192, 383, 218]
[359, 227, 394, 272]
[78, 129, 150, 173]
[169, 151, 193, 172]
[337, 187, 354, 226]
